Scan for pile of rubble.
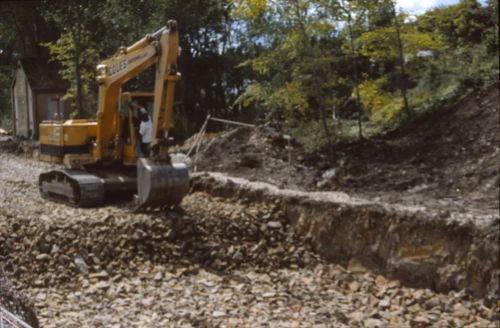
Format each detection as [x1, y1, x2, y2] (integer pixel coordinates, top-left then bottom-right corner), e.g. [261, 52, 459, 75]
[26, 258, 499, 327]
[0, 182, 319, 289]
[181, 126, 322, 190]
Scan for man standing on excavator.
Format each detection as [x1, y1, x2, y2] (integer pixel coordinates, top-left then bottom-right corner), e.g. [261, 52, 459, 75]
[130, 101, 152, 157]
[139, 107, 152, 157]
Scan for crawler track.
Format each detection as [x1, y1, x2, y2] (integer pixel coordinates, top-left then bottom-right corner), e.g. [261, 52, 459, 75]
[39, 170, 105, 207]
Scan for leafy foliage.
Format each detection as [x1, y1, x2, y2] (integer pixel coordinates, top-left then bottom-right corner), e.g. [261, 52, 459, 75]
[43, 31, 100, 117]
[0, 0, 497, 151]
[357, 77, 403, 123]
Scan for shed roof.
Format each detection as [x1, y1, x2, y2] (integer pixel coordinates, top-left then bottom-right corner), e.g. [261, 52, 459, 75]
[19, 58, 69, 92]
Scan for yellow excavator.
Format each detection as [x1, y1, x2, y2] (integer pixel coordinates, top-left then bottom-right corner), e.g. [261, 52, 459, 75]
[38, 21, 189, 210]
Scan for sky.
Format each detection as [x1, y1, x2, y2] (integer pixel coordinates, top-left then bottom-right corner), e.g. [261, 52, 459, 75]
[396, 0, 487, 14]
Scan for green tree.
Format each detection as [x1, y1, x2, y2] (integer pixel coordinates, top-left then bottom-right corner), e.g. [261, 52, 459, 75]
[320, 0, 369, 139]
[356, 8, 444, 121]
[232, 0, 354, 152]
[42, 1, 104, 117]
[417, 0, 492, 47]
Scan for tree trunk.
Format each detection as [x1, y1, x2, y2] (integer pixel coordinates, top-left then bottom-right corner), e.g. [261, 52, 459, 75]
[74, 23, 83, 117]
[345, 6, 364, 139]
[319, 105, 334, 159]
[394, 8, 412, 118]
[296, 0, 334, 153]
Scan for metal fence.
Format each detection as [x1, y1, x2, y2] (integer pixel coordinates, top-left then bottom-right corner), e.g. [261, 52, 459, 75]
[0, 307, 32, 328]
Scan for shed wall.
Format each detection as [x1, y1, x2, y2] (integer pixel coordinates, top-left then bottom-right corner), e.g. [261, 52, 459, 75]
[13, 68, 30, 138]
[36, 93, 72, 122]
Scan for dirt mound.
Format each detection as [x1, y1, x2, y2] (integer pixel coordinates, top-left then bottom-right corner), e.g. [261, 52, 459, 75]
[326, 84, 499, 210]
[187, 127, 321, 190]
[0, 270, 39, 327]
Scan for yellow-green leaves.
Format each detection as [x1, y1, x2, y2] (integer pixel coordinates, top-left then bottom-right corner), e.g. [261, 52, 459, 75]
[357, 78, 403, 123]
[230, 0, 267, 19]
[270, 81, 309, 113]
[251, 57, 271, 75]
[235, 80, 308, 114]
[358, 26, 444, 61]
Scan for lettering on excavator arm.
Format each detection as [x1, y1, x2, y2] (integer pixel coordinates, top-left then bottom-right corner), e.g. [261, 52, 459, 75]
[109, 60, 128, 76]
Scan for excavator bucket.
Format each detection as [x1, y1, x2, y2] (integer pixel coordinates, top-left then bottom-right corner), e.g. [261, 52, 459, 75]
[134, 158, 190, 211]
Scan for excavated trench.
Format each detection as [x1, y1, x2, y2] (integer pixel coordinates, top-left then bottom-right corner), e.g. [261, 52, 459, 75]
[0, 153, 499, 326]
[192, 172, 500, 301]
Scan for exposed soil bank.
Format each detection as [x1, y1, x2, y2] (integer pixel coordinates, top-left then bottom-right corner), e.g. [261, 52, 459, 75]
[327, 84, 499, 211]
[192, 172, 499, 301]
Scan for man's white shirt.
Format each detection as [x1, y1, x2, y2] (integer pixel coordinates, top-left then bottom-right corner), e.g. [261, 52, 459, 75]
[139, 115, 153, 143]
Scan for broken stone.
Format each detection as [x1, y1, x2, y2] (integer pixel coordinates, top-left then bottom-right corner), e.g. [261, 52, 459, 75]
[95, 281, 110, 290]
[141, 298, 153, 307]
[378, 298, 391, 309]
[89, 271, 108, 280]
[453, 303, 470, 318]
[363, 318, 384, 328]
[267, 221, 283, 229]
[74, 255, 89, 273]
[212, 310, 226, 318]
[0, 149, 498, 328]
[348, 281, 361, 292]
[36, 254, 50, 261]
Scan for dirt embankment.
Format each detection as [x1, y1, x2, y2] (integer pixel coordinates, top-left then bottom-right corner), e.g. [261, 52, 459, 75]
[180, 84, 498, 214]
[192, 172, 499, 302]
[179, 84, 500, 301]
[328, 84, 499, 211]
